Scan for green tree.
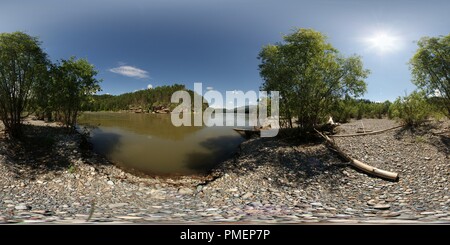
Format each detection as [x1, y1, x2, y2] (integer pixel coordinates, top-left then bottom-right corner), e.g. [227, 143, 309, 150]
[259, 28, 369, 130]
[52, 57, 101, 130]
[410, 34, 450, 116]
[0, 32, 49, 137]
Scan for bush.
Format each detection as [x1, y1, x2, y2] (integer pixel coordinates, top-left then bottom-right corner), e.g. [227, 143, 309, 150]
[389, 91, 431, 127]
[331, 98, 357, 123]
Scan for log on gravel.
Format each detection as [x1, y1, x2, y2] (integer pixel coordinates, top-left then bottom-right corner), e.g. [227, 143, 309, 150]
[314, 129, 399, 181]
[329, 125, 402, 138]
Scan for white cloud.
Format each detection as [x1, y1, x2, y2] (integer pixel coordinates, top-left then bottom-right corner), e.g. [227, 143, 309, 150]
[147, 84, 153, 89]
[109, 65, 149, 79]
[206, 86, 214, 90]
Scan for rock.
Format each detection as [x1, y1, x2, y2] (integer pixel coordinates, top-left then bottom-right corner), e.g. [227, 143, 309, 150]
[310, 202, 323, 207]
[395, 214, 419, 220]
[367, 199, 377, 206]
[107, 180, 114, 186]
[249, 202, 262, 207]
[15, 204, 31, 210]
[178, 187, 194, 195]
[31, 210, 53, 216]
[196, 185, 203, 192]
[115, 216, 143, 220]
[373, 204, 390, 210]
[227, 188, 238, 192]
[109, 203, 128, 209]
[335, 214, 351, 219]
[420, 211, 436, 215]
[433, 214, 448, 218]
[242, 192, 253, 199]
[382, 212, 401, 218]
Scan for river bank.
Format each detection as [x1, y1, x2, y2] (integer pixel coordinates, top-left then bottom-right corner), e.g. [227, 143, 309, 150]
[0, 118, 449, 224]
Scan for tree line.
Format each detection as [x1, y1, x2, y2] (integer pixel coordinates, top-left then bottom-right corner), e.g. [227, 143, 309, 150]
[0, 32, 100, 137]
[83, 84, 205, 113]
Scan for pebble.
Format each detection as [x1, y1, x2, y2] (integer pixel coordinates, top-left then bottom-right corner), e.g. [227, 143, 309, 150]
[15, 205, 31, 210]
[242, 192, 253, 199]
[367, 200, 377, 206]
[115, 216, 143, 220]
[109, 203, 128, 209]
[373, 204, 390, 210]
[178, 187, 194, 195]
[382, 212, 401, 217]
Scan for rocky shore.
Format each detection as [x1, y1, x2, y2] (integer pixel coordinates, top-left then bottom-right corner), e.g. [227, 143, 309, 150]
[0, 119, 449, 224]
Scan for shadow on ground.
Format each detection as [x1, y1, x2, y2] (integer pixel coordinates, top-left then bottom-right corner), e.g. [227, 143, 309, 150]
[0, 124, 116, 180]
[394, 122, 449, 157]
[216, 131, 349, 189]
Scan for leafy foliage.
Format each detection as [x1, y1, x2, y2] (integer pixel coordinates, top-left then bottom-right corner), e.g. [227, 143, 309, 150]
[0, 32, 49, 137]
[330, 97, 391, 123]
[258, 28, 369, 130]
[389, 91, 432, 127]
[410, 34, 450, 116]
[0, 32, 101, 135]
[50, 57, 101, 129]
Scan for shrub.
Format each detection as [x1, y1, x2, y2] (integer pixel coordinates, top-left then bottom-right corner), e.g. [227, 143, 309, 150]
[389, 91, 431, 127]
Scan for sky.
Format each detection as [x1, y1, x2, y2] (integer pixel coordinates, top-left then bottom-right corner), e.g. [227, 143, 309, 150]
[0, 0, 449, 102]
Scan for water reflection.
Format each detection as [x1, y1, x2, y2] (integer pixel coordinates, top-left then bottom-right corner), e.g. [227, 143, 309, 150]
[78, 112, 245, 175]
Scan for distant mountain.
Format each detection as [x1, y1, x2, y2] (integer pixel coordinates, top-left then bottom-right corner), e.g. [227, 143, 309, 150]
[83, 84, 208, 113]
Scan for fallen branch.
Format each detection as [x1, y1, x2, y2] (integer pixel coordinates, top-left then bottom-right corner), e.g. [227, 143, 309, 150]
[314, 129, 399, 181]
[356, 129, 373, 133]
[330, 125, 402, 137]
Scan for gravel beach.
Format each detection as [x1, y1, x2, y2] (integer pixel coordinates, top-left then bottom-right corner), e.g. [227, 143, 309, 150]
[0, 118, 448, 224]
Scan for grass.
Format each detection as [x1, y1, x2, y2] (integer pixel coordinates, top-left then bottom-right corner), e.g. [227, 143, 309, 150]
[68, 164, 77, 173]
[415, 135, 428, 143]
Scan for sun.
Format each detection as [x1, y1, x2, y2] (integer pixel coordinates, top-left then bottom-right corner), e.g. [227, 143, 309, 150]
[365, 31, 400, 54]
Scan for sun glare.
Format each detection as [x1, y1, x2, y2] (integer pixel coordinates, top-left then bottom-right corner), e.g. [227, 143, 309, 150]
[365, 31, 400, 54]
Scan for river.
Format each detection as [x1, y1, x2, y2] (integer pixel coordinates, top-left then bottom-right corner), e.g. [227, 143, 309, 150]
[78, 112, 246, 175]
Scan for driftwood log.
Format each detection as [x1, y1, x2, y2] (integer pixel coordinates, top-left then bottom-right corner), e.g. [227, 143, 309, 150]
[330, 125, 402, 138]
[314, 129, 399, 181]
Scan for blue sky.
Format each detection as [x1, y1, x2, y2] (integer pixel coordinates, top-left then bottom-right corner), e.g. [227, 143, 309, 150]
[1, 0, 448, 102]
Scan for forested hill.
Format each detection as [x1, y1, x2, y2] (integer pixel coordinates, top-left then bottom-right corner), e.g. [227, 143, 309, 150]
[83, 84, 206, 113]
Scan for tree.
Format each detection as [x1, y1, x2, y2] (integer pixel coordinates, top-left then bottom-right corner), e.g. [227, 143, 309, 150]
[410, 34, 450, 116]
[0, 32, 49, 137]
[52, 57, 101, 130]
[258, 28, 369, 130]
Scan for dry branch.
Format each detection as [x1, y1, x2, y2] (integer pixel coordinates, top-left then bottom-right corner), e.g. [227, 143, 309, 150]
[314, 129, 399, 181]
[330, 125, 402, 138]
